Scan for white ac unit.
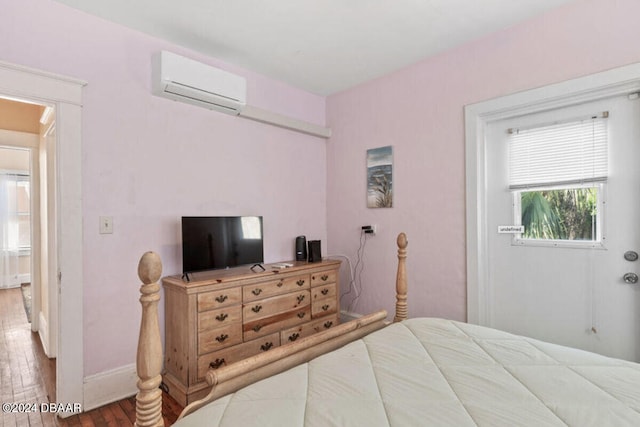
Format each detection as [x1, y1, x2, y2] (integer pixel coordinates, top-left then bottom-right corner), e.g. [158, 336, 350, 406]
[152, 51, 246, 115]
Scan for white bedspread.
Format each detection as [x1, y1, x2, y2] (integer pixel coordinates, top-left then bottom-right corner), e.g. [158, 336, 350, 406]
[174, 318, 640, 426]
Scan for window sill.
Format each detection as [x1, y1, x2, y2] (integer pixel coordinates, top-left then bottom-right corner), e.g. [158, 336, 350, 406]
[512, 238, 605, 250]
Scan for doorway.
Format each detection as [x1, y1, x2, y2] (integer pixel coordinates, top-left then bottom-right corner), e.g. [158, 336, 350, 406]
[0, 97, 58, 397]
[465, 62, 640, 363]
[485, 95, 640, 361]
[0, 59, 85, 415]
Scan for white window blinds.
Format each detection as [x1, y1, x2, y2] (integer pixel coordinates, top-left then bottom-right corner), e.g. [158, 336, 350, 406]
[508, 116, 608, 189]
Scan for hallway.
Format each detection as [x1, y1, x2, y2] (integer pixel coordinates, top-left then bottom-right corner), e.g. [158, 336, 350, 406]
[0, 287, 57, 426]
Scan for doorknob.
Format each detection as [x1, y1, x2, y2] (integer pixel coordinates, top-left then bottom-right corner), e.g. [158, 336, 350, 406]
[623, 272, 638, 284]
[624, 251, 638, 261]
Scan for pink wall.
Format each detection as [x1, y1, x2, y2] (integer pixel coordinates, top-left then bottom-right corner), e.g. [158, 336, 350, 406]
[4, 0, 640, 384]
[1, 0, 327, 375]
[326, 0, 640, 321]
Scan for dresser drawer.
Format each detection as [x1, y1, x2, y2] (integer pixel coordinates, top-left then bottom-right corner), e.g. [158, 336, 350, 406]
[198, 287, 242, 312]
[243, 274, 310, 302]
[311, 283, 336, 301]
[312, 297, 337, 318]
[198, 322, 242, 355]
[281, 315, 339, 343]
[198, 305, 242, 332]
[197, 332, 280, 380]
[243, 307, 310, 341]
[311, 270, 337, 286]
[243, 290, 311, 322]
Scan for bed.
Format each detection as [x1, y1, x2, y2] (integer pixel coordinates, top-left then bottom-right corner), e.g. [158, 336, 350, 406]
[133, 233, 640, 426]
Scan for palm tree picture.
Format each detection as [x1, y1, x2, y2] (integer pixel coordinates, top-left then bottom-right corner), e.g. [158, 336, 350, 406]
[367, 146, 393, 208]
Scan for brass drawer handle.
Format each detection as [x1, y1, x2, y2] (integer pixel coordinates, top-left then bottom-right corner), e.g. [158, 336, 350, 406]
[252, 324, 262, 332]
[215, 313, 228, 322]
[251, 305, 262, 313]
[288, 332, 300, 342]
[324, 321, 333, 329]
[209, 358, 226, 369]
[322, 304, 330, 311]
[321, 289, 329, 296]
[277, 280, 284, 287]
[260, 342, 273, 351]
[296, 279, 305, 287]
[321, 274, 329, 281]
[215, 295, 228, 303]
[297, 294, 305, 304]
[252, 288, 262, 296]
[297, 312, 306, 319]
[215, 333, 229, 342]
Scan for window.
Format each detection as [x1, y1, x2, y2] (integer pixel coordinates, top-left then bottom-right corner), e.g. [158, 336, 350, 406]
[514, 184, 602, 243]
[1, 173, 31, 253]
[509, 115, 607, 247]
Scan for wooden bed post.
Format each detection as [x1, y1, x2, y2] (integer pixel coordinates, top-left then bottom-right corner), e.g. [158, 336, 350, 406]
[394, 232, 408, 322]
[135, 252, 164, 427]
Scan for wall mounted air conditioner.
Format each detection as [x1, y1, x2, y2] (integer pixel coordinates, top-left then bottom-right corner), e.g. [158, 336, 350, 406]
[152, 51, 246, 115]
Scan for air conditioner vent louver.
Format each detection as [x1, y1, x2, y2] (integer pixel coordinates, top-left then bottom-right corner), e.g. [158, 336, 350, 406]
[152, 51, 246, 115]
[163, 82, 240, 113]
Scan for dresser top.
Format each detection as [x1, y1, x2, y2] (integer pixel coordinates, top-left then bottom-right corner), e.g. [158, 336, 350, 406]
[163, 259, 341, 291]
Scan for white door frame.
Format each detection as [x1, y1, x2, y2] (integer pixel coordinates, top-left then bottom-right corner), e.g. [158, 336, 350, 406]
[0, 60, 85, 415]
[465, 62, 640, 326]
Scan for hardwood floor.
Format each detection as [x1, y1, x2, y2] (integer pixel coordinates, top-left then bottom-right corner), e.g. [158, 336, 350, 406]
[1, 287, 57, 426]
[0, 287, 183, 426]
[57, 392, 182, 426]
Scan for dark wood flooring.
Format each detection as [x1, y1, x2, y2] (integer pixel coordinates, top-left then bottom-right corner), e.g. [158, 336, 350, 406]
[57, 392, 182, 427]
[0, 287, 183, 426]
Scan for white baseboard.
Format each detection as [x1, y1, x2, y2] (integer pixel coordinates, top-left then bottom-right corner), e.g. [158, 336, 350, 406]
[83, 364, 138, 412]
[0, 274, 31, 289]
[38, 311, 52, 357]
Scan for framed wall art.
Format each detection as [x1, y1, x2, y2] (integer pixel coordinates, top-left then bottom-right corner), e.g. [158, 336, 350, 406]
[366, 146, 393, 208]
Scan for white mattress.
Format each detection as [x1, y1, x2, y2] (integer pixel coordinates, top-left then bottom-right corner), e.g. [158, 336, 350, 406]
[174, 318, 640, 426]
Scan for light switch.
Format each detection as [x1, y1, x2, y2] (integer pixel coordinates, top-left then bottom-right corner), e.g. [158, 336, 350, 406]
[99, 216, 113, 234]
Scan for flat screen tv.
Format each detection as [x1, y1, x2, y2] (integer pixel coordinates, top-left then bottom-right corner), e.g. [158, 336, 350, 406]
[181, 216, 264, 274]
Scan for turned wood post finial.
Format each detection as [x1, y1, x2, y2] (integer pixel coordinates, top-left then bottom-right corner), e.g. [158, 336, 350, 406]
[138, 251, 162, 285]
[394, 232, 408, 322]
[397, 232, 408, 252]
[135, 251, 164, 427]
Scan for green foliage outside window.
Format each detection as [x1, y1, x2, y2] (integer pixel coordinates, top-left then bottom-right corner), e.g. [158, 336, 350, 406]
[520, 187, 598, 240]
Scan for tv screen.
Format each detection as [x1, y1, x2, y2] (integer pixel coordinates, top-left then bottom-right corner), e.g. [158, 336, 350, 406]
[181, 216, 264, 273]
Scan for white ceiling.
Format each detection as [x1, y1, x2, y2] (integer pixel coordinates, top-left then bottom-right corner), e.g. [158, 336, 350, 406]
[54, 0, 576, 95]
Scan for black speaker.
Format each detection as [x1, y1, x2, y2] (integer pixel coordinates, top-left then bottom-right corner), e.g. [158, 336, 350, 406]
[295, 236, 307, 261]
[307, 240, 321, 263]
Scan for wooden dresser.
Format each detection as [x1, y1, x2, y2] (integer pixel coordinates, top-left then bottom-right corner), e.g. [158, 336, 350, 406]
[162, 259, 341, 405]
